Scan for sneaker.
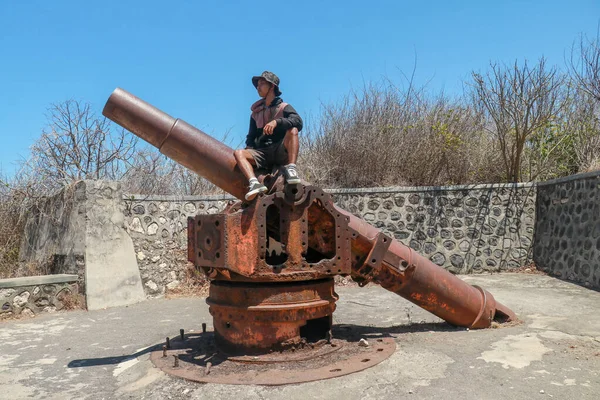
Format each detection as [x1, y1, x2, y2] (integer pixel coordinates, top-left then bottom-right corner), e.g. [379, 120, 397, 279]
[284, 165, 301, 184]
[245, 181, 268, 201]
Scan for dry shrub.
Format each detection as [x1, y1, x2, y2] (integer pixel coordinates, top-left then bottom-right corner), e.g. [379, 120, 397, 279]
[1, 98, 139, 279]
[165, 264, 210, 298]
[299, 80, 503, 188]
[0, 179, 29, 279]
[121, 130, 237, 196]
[519, 85, 599, 181]
[60, 292, 86, 310]
[121, 151, 226, 196]
[0, 311, 25, 322]
[491, 319, 524, 329]
[585, 158, 600, 172]
[506, 261, 547, 275]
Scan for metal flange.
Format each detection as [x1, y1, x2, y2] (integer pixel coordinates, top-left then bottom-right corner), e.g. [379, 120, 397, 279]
[150, 329, 396, 385]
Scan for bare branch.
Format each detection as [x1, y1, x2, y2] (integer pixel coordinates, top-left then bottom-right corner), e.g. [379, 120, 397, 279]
[469, 58, 565, 182]
[569, 31, 600, 102]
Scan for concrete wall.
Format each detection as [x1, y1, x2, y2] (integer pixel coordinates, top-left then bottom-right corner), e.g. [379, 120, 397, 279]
[124, 183, 536, 295]
[20, 181, 145, 310]
[534, 171, 600, 288]
[20, 182, 86, 288]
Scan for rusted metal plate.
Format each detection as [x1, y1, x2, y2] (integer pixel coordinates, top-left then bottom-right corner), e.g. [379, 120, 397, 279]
[355, 232, 392, 282]
[150, 331, 396, 385]
[191, 185, 352, 282]
[197, 214, 226, 268]
[187, 217, 196, 263]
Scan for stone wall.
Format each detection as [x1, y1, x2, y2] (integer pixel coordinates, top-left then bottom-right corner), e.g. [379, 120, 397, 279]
[21, 174, 598, 302]
[124, 183, 536, 295]
[0, 274, 78, 317]
[534, 171, 600, 288]
[122, 194, 233, 296]
[330, 184, 536, 273]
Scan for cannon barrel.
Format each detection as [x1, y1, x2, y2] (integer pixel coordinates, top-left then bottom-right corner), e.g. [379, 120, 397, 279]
[103, 88, 516, 328]
[102, 88, 248, 200]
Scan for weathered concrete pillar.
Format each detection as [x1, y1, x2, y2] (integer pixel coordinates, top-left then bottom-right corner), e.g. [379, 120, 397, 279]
[83, 180, 145, 310]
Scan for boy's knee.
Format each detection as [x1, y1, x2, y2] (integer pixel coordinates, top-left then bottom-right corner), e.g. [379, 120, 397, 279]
[234, 149, 245, 160]
[286, 127, 299, 137]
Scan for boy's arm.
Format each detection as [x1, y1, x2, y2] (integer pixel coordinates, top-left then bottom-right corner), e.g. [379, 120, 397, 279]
[275, 104, 303, 132]
[245, 117, 258, 148]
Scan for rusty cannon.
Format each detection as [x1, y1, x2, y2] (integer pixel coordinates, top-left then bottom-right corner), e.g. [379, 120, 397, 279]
[103, 88, 516, 385]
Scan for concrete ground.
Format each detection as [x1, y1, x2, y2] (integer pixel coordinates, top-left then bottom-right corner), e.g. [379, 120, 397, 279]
[1, 273, 599, 400]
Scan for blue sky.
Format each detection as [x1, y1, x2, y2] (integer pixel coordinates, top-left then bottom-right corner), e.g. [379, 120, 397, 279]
[1, 0, 599, 176]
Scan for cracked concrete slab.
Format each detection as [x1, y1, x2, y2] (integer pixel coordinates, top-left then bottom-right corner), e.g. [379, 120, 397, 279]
[1, 273, 599, 399]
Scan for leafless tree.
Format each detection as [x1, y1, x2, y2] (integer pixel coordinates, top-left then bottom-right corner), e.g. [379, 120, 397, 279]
[120, 150, 222, 196]
[28, 100, 138, 191]
[0, 100, 141, 277]
[120, 129, 235, 196]
[560, 88, 600, 172]
[569, 32, 600, 102]
[470, 58, 565, 182]
[120, 149, 178, 195]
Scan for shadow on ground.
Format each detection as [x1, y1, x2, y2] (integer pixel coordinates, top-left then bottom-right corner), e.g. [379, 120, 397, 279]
[67, 321, 460, 369]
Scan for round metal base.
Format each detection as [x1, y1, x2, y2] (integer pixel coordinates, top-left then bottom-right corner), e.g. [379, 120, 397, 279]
[207, 279, 338, 355]
[150, 328, 396, 385]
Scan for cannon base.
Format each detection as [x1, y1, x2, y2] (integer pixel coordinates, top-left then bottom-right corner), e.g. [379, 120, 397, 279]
[206, 279, 338, 355]
[150, 328, 395, 385]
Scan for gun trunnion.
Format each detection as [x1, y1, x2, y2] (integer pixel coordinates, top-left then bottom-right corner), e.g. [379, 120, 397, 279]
[103, 88, 516, 355]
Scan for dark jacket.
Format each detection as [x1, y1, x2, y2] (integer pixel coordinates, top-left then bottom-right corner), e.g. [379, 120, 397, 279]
[245, 97, 303, 149]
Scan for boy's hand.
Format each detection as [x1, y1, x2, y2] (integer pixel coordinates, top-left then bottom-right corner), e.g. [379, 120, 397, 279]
[263, 120, 277, 135]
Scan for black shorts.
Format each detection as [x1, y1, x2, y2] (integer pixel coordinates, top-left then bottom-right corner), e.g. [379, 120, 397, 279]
[247, 141, 288, 170]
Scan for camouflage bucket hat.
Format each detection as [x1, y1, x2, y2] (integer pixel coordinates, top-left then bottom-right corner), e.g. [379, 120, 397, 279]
[252, 71, 282, 96]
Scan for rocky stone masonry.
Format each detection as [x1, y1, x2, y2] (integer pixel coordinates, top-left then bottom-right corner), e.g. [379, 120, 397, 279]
[19, 173, 599, 303]
[0, 275, 79, 316]
[124, 183, 536, 295]
[123, 194, 233, 297]
[330, 184, 536, 273]
[534, 171, 600, 288]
